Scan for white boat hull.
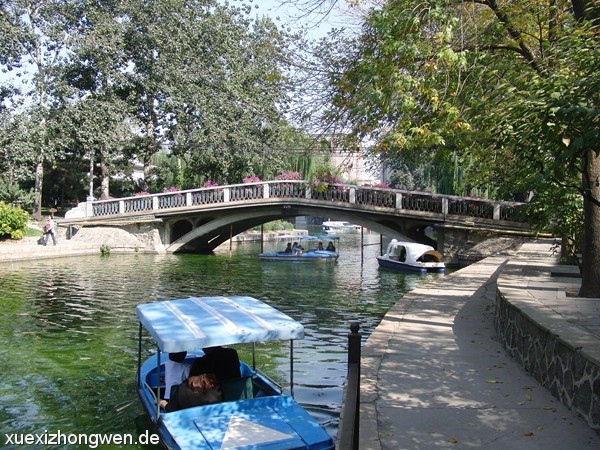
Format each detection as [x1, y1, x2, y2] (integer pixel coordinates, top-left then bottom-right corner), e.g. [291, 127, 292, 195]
[377, 240, 445, 274]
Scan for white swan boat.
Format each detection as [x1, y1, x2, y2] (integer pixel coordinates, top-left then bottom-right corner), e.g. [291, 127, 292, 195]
[377, 239, 445, 273]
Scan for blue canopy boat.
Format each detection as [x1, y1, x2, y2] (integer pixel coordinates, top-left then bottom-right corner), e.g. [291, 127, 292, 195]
[136, 296, 334, 450]
[258, 235, 340, 262]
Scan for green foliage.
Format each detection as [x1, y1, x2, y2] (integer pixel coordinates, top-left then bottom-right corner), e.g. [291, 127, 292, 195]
[521, 185, 584, 265]
[1, 0, 297, 204]
[145, 151, 188, 192]
[109, 0, 294, 186]
[257, 220, 294, 232]
[0, 113, 38, 189]
[100, 244, 111, 256]
[0, 201, 29, 240]
[0, 0, 86, 217]
[0, 177, 35, 209]
[317, 0, 600, 292]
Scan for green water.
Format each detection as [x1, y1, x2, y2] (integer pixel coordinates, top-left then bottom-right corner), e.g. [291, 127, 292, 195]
[0, 233, 436, 449]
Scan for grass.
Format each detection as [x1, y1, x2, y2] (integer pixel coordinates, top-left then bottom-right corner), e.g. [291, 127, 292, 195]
[24, 226, 43, 237]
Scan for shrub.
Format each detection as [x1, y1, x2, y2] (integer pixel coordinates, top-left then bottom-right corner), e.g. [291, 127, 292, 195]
[310, 180, 330, 193]
[0, 201, 29, 240]
[0, 178, 35, 209]
[242, 175, 261, 184]
[369, 182, 392, 189]
[203, 180, 220, 188]
[274, 171, 302, 181]
[260, 220, 294, 232]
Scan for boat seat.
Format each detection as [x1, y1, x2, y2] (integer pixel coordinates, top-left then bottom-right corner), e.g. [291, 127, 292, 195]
[221, 376, 253, 401]
[146, 370, 164, 389]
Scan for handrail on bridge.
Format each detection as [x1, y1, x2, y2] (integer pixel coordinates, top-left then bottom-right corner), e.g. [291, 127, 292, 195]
[64, 180, 525, 224]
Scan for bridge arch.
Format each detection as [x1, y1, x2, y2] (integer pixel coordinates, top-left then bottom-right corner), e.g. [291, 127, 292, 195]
[171, 219, 193, 242]
[164, 200, 443, 253]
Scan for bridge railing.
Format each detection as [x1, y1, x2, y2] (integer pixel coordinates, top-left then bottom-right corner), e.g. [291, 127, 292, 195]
[269, 181, 307, 198]
[68, 180, 526, 224]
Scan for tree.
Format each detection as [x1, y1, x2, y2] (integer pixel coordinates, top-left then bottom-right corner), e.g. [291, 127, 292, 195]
[81, 0, 294, 189]
[0, 0, 85, 218]
[165, 4, 294, 185]
[56, 0, 134, 200]
[322, 0, 600, 296]
[0, 109, 38, 206]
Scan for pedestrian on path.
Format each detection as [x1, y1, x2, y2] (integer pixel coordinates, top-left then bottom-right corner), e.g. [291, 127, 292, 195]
[43, 216, 57, 246]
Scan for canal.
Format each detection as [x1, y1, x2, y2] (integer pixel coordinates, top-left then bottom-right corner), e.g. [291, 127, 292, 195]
[0, 231, 438, 448]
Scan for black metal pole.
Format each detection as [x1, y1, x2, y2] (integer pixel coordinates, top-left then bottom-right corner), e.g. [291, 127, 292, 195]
[337, 322, 361, 450]
[261, 224, 264, 253]
[361, 226, 364, 265]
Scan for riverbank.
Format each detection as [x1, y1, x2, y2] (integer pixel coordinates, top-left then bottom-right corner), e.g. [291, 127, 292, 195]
[357, 239, 600, 449]
[0, 225, 309, 263]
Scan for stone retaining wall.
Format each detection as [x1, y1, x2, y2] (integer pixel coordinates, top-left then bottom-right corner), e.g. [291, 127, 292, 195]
[495, 288, 600, 434]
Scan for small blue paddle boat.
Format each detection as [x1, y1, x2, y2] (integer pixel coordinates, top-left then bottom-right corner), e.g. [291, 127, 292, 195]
[136, 296, 335, 450]
[258, 235, 340, 262]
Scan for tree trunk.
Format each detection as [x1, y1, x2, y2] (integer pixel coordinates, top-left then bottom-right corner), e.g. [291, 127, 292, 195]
[32, 150, 44, 220]
[579, 149, 600, 297]
[99, 160, 110, 200]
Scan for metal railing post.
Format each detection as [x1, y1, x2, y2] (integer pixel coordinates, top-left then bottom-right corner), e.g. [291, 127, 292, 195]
[337, 322, 361, 450]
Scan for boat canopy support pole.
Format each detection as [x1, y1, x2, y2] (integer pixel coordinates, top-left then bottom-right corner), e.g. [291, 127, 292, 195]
[137, 323, 143, 388]
[156, 345, 161, 420]
[290, 339, 294, 398]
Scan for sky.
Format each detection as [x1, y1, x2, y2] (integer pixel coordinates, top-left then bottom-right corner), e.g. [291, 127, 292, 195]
[250, 0, 363, 39]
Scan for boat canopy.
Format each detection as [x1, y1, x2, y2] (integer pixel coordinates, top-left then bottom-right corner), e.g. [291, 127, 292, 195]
[136, 296, 305, 353]
[387, 240, 443, 263]
[272, 234, 340, 241]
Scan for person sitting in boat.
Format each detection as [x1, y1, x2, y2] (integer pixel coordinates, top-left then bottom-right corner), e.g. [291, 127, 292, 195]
[190, 346, 241, 382]
[316, 242, 324, 251]
[291, 242, 299, 253]
[326, 242, 336, 252]
[159, 373, 222, 412]
[295, 245, 304, 255]
[283, 243, 292, 253]
[164, 351, 191, 401]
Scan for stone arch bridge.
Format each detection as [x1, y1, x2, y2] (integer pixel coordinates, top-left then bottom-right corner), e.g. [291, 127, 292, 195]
[64, 180, 535, 265]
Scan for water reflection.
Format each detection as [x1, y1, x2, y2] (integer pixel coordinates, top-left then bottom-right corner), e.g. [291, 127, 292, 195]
[0, 232, 433, 448]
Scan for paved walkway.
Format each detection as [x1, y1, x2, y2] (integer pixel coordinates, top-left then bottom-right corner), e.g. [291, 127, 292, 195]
[359, 240, 600, 449]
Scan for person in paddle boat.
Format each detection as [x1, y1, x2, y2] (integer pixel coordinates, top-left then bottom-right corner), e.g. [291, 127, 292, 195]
[316, 242, 324, 251]
[283, 243, 292, 254]
[189, 346, 241, 382]
[164, 352, 191, 401]
[326, 242, 336, 252]
[291, 242, 299, 253]
[159, 373, 222, 412]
